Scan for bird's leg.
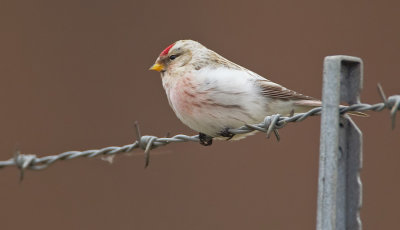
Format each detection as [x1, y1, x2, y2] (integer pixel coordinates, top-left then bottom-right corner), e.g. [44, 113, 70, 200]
[219, 128, 235, 140]
[199, 133, 213, 146]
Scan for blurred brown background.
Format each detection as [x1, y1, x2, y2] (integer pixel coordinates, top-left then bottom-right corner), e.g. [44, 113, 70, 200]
[1, 1, 399, 229]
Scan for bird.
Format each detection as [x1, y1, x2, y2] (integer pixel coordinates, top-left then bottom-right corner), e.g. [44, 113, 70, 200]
[149, 40, 363, 146]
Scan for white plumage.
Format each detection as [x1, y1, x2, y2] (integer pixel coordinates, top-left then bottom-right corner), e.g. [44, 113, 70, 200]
[150, 40, 322, 143]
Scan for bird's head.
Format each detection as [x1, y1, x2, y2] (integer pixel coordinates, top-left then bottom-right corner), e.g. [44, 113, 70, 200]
[149, 40, 204, 73]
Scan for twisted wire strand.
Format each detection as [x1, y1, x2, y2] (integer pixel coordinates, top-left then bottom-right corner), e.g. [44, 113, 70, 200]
[0, 89, 399, 179]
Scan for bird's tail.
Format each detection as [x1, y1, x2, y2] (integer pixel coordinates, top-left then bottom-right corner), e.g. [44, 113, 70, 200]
[293, 100, 368, 117]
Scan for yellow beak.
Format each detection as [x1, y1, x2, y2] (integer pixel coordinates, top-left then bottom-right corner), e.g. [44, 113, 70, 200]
[149, 63, 165, 72]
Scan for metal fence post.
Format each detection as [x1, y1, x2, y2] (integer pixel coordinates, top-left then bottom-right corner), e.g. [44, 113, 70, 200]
[317, 56, 363, 230]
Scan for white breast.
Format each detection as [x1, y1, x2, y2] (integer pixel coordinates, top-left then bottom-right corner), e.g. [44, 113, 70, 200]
[162, 67, 271, 137]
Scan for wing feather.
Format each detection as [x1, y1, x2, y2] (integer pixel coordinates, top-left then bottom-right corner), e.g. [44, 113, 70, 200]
[207, 51, 315, 101]
[257, 80, 315, 101]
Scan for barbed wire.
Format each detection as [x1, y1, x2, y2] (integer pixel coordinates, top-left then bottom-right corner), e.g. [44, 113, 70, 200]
[0, 84, 399, 181]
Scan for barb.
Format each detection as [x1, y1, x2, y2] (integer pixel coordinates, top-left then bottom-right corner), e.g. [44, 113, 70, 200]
[0, 85, 399, 178]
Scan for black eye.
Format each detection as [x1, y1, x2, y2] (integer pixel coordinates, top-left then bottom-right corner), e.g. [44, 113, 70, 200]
[169, 55, 177, 60]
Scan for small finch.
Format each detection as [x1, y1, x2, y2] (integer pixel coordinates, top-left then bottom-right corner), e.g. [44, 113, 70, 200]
[150, 40, 359, 146]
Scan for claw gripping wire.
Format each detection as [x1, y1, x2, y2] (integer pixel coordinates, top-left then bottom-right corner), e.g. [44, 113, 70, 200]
[0, 84, 398, 180]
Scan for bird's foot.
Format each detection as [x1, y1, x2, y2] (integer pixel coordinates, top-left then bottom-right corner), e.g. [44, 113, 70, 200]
[199, 133, 213, 146]
[219, 128, 235, 140]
